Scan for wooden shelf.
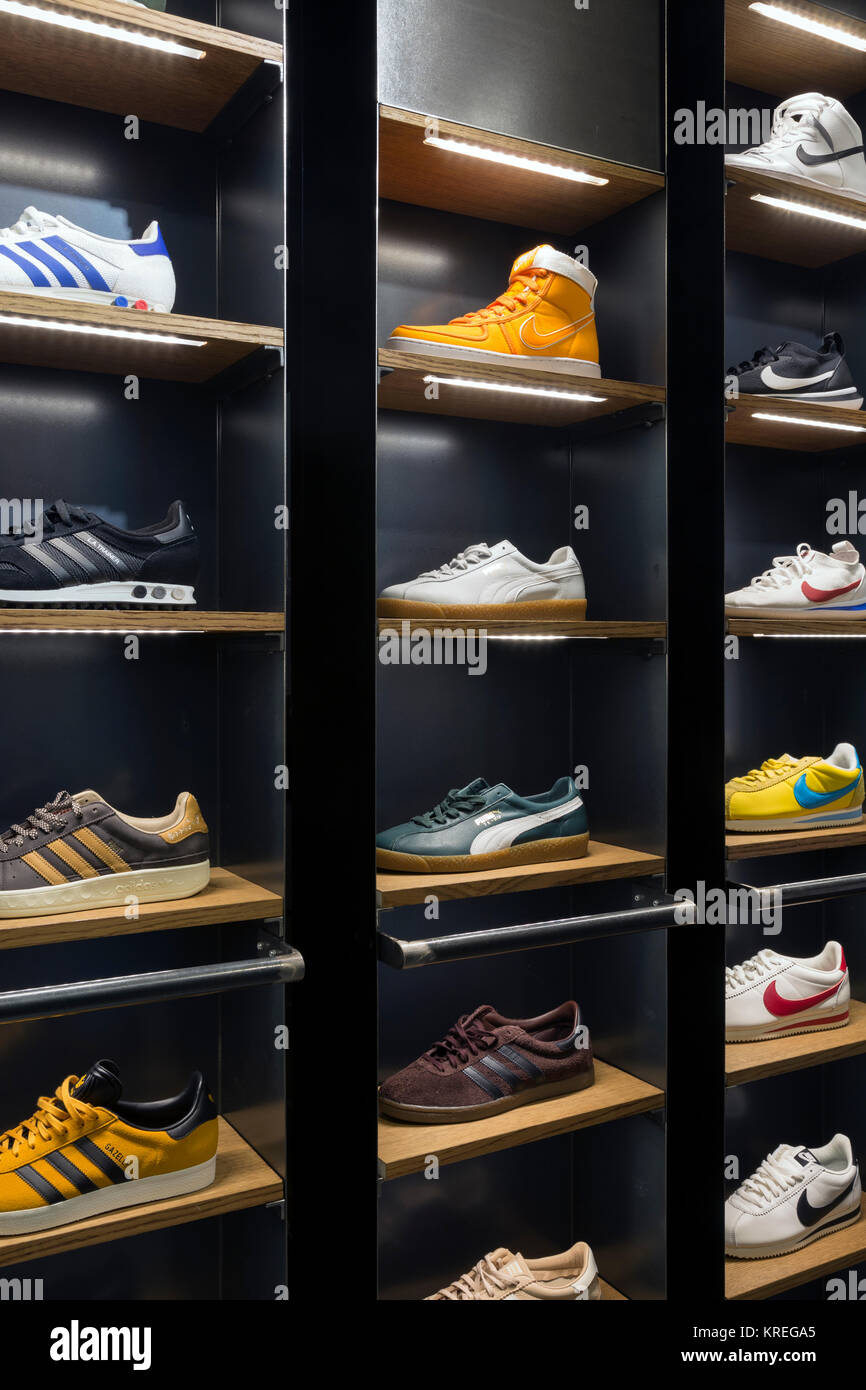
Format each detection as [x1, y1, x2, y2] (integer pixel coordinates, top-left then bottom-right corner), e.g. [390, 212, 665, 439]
[377, 617, 666, 639]
[377, 839, 664, 908]
[0, 0, 282, 133]
[726, 1197, 866, 1300]
[378, 1059, 664, 1179]
[726, 393, 866, 450]
[726, 165, 866, 268]
[0, 868, 282, 951]
[726, 0, 866, 99]
[727, 1000, 866, 1086]
[379, 106, 664, 234]
[0, 1118, 282, 1268]
[0, 292, 283, 383]
[729, 615, 866, 635]
[379, 348, 664, 428]
[727, 818, 866, 860]
[601, 1279, 628, 1300]
[0, 609, 284, 633]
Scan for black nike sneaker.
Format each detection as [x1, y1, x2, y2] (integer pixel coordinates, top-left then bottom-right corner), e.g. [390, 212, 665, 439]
[727, 332, 863, 409]
[0, 499, 199, 606]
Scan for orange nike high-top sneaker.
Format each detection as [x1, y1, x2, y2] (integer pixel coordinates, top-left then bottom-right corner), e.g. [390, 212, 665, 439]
[387, 245, 600, 378]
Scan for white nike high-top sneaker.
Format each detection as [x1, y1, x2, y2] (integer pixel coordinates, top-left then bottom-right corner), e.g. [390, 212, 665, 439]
[726, 1135, 861, 1259]
[726, 92, 866, 201]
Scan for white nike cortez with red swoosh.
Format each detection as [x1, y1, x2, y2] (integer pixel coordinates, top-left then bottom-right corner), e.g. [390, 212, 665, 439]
[726, 541, 866, 617]
[726, 1136, 861, 1259]
[725, 943, 849, 1042]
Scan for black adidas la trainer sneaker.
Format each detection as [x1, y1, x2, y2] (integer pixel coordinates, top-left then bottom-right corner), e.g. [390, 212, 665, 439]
[728, 333, 863, 408]
[0, 789, 210, 917]
[0, 499, 199, 606]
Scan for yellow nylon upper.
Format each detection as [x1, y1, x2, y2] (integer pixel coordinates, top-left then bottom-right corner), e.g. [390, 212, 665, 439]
[0, 1073, 217, 1213]
[390, 246, 599, 366]
[725, 754, 864, 821]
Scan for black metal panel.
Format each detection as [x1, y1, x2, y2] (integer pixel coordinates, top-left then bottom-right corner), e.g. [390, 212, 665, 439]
[377, 0, 663, 171]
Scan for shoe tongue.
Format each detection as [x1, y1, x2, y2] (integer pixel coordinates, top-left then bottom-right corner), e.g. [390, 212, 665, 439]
[72, 1059, 122, 1107]
[492, 1249, 530, 1280]
[776, 1143, 815, 1171]
[777, 341, 811, 356]
[457, 777, 490, 797]
[509, 244, 553, 280]
[833, 540, 860, 563]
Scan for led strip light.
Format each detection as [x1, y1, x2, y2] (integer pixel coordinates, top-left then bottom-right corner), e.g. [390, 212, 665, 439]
[0, 311, 206, 347]
[423, 136, 608, 186]
[422, 374, 606, 403]
[748, 3, 866, 52]
[0, 0, 206, 58]
[751, 192, 866, 232]
[752, 411, 866, 432]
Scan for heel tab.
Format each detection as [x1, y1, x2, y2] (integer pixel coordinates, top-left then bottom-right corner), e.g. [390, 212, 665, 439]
[161, 792, 208, 844]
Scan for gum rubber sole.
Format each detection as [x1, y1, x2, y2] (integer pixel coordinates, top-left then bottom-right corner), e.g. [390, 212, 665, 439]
[376, 832, 590, 874]
[379, 1065, 595, 1125]
[0, 860, 210, 918]
[725, 1208, 862, 1259]
[376, 599, 587, 620]
[0, 1155, 216, 1234]
[726, 1013, 849, 1043]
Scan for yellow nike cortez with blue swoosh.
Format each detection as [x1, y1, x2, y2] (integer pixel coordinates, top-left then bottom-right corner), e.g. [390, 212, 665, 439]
[0, 1060, 218, 1233]
[726, 743, 864, 832]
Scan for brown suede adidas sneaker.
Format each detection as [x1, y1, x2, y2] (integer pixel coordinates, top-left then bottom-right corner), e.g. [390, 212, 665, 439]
[378, 1000, 593, 1124]
[425, 1241, 602, 1300]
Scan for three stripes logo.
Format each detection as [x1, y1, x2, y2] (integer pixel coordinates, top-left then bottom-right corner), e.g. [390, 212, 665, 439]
[16, 1137, 129, 1207]
[464, 1032, 591, 1100]
[22, 828, 128, 887]
[21, 530, 132, 585]
[0, 236, 111, 292]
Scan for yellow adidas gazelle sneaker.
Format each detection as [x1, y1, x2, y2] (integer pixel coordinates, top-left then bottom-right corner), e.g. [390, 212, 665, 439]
[387, 244, 600, 378]
[726, 743, 864, 833]
[0, 1060, 218, 1233]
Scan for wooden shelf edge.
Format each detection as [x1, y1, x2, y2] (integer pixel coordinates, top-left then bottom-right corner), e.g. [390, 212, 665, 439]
[0, 868, 283, 950]
[25, 0, 284, 62]
[0, 610, 284, 632]
[378, 346, 665, 398]
[727, 819, 866, 860]
[378, 1059, 664, 1179]
[600, 1278, 629, 1300]
[0, 1119, 282, 1268]
[726, 1000, 866, 1087]
[377, 618, 666, 638]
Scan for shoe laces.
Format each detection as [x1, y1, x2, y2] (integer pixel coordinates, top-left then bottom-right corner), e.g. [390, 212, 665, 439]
[0, 791, 82, 853]
[416, 543, 492, 581]
[424, 1011, 499, 1072]
[736, 1151, 804, 1209]
[0, 1076, 94, 1160]
[0, 206, 55, 241]
[430, 1253, 519, 1300]
[728, 344, 780, 376]
[728, 756, 801, 789]
[744, 543, 815, 591]
[725, 949, 783, 992]
[451, 271, 549, 324]
[0, 499, 91, 542]
[411, 787, 490, 829]
[753, 94, 828, 153]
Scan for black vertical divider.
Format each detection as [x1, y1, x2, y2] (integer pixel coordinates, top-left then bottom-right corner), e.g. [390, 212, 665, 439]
[665, 0, 727, 1301]
[287, 0, 379, 1300]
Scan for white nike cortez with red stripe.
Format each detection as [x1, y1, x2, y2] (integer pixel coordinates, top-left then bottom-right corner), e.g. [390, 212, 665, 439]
[726, 541, 866, 617]
[725, 942, 849, 1042]
[726, 1135, 861, 1259]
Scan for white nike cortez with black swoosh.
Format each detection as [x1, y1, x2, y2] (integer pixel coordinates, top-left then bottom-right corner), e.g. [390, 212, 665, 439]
[726, 1135, 861, 1259]
[726, 92, 866, 202]
[728, 332, 862, 408]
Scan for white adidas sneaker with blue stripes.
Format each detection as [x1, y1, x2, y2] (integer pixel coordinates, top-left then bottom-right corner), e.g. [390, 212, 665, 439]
[0, 206, 176, 312]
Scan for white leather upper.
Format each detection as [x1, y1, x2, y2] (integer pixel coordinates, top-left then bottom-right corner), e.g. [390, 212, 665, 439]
[379, 540, 585, 605]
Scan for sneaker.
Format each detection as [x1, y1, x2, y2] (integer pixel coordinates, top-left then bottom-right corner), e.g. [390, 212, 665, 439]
[726, 1135, 861, 1259]
[726, 943, 850, 1042]
[376, 775, 589, 872]
[379, 1001, 593, 1123]
[387, 244, 600, 378]
[0, 789, 210, 917]
[726, 541, 866, 617]
[0, 206, 175, 312]
[425, 1241, 601, 1299]
[727, 333, 862, 408]
[726, 92, 866, 203]
[0, 499, 198, 606]
[725, 744, 864, 832]
[377, 540, 586, 619]
[0, 1059, 218, 1234]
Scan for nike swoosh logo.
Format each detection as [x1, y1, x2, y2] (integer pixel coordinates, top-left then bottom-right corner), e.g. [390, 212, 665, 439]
[801, 579, 861, 602]
[518, 313, 593, 352]
[797, 143, 866, 167]
[796, 1175, 857, 1228]
[793, 769, 860, 809]
[763, 979, 842, 1017]
[760, 365, 834, 390]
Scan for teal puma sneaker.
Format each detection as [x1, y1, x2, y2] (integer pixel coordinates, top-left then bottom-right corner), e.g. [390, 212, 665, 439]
[376, 776, 589, 872]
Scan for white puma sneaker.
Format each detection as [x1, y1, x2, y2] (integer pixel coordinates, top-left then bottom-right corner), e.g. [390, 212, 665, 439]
[376, 540, 586, 619]
[0, 206, 176, 311]
[726, 541, 866, 616]
[725, 942, 850, 1042]
[726, 1136, 861, 1259]
[726, 92, 866, 202]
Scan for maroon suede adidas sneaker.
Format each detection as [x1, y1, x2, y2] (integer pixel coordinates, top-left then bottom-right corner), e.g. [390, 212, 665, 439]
[378, 1000, 593, 1124]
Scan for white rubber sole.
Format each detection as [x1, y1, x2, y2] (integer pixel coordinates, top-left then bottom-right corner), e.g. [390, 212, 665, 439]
[0, 860, 210, 917]
[725, 158, 866, 206]
[726, 808, 864, 832]
[0, 1155, 216, 1234]
[0, 581, 195, 606]
[726, 1206, 861, 1259]
[768, 393, 863, 408]
[0, 285, 171, 312]
[386, 336, 602, 378]
[726, 1009, 849, 1042]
